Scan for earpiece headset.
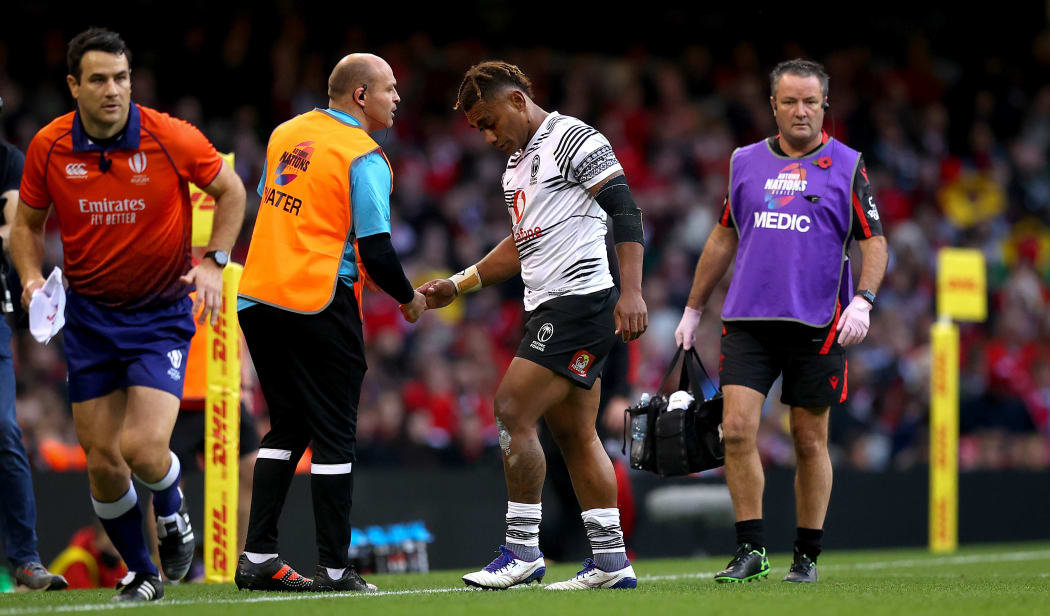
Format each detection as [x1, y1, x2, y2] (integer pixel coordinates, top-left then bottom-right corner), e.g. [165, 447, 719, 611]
[357, 83, 390, 147]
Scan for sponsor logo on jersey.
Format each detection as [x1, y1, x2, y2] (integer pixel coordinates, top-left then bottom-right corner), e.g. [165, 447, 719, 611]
[65, 162, 88, 178]
[274, 141, 315, 186]
[753, 210, 811, 232]
[866, 195, 880, 221]
[569, 350, 594, 377]
[511, 189, 526, 224]
[514, 226, 543, 243]
[763, 162, 808, 209]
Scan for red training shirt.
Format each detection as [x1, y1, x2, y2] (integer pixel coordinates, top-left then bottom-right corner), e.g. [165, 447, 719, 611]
[19, 103, 222, 309]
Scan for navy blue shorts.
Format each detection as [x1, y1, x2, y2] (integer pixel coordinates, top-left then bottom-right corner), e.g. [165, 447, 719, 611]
[62, 292, 195, 403]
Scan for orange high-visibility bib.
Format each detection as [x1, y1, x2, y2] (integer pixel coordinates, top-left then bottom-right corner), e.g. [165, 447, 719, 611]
[240, 110, 391, 313]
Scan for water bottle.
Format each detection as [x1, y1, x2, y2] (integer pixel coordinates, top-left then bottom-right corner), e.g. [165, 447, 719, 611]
[384, 524, 408, 574]
[629, 393, 652, 468]
[408, 521, 433, 573]
[366, 525, 391, 574]
[348, 527, 371, 573]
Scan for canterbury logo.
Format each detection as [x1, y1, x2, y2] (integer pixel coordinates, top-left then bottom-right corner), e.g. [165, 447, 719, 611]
[129, 152, 147, 174]
[65, 163, 87, 176]
[167, 349, 183, 369]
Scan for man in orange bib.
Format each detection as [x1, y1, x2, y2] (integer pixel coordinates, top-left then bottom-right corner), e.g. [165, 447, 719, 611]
[234, 53, 425, 593]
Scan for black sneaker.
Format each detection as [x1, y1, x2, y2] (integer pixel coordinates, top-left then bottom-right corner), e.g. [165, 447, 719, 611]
[714, 543, 770, 583]
[311, 566, 377, 592]
[157, 499, 194, 581]
[783, 550, 818, 583]
[112, 572, 163, 602]
[234, 554, 313, 591]
[14, 562, 68, 591]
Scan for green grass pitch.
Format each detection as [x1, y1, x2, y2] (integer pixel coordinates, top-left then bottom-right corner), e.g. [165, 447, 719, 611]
[2, 543, 1047, 615]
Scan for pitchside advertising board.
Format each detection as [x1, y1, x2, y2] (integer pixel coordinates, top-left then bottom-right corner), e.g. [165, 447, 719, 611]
[189, 152, 242, 582]
[929, 248, 986, 553]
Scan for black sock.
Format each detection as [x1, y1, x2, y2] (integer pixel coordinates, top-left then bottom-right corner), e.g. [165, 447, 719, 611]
[735, 519, 764, 549]
[795, 527, 823, 561]
[244, 452, 302, 554]
[312, 471, 354, 568]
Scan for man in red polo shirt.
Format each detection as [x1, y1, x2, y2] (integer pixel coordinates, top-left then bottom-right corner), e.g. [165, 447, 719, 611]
[11, 28, 245, 602]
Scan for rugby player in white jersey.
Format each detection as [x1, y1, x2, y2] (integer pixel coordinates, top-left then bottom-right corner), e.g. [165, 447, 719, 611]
[417, 61, 646, 590]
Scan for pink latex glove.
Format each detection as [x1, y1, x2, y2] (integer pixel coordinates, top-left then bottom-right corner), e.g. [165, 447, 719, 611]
[836, 296, 872, 346]
[675, 306, 702, 350]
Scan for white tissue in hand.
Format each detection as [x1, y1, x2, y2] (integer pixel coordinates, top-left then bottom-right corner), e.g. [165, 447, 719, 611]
[667, 390, 695, 412]
[28, 267, 66, 344]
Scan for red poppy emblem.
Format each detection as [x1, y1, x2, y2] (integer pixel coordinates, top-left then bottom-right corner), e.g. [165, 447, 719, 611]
[814, 157, 832, 169]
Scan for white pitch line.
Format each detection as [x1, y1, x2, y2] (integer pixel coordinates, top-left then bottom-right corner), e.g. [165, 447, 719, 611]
[2, 549, 1048, 615]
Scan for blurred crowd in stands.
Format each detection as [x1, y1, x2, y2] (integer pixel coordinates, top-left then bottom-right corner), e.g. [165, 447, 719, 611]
[2, 10, 1049, 474]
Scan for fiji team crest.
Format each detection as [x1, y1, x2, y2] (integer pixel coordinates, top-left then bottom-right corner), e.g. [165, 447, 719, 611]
[274, 141, 316, 186]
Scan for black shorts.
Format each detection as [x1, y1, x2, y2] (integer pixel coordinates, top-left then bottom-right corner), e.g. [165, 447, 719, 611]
[171, 403, 261, 471]
[719, 320, 847, 408]
[515, 287, 619, 389]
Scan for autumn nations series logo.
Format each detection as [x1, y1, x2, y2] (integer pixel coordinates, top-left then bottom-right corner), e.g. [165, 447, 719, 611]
[273, 141, 315, 186]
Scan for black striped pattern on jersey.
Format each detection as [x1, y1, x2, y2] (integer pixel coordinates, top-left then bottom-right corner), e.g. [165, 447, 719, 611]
[516, 235, 543, 262]
[554, 124, 599, 179]
[562, 257, 604, 283]
[509, 115, 568, 169]
[541, 175, 577, 193]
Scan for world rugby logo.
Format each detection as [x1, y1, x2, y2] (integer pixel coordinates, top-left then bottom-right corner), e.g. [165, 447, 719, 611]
[538, 323, 554, 342]
[129, 152, 147, 174]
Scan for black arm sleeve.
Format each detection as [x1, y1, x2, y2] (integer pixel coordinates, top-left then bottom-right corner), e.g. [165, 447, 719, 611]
[594, 176, 644, 244]
[357, 233, 415, 305]
[851, 155, 884, 240]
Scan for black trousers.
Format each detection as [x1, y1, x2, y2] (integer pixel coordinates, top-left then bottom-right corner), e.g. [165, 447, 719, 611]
[240, 284, 366, 567]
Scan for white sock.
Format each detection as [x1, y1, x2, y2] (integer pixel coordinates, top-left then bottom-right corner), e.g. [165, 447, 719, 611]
[582, 508, 628, 571]
[326, 567, 345, 579]
[245, 552, 278, 564]
[505, 501, 542, 561]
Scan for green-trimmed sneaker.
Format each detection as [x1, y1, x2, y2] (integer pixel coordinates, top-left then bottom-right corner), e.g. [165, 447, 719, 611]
[714, 543, 769, 583]
[782, 549, 818, 583]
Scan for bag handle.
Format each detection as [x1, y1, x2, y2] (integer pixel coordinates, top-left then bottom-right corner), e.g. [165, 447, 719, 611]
[660, 345, 718, 400]
[683, 347, 718, 399]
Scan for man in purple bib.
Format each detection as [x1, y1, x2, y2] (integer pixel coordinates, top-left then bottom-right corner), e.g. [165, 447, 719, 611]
[675, 59, 887, 583]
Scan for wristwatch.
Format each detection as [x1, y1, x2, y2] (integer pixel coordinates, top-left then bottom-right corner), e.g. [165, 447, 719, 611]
[204, 250, 229, 268]
[856, 289, 876, 306]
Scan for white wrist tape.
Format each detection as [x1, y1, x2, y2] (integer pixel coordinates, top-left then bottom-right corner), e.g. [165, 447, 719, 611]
[449, 264, 482, 295]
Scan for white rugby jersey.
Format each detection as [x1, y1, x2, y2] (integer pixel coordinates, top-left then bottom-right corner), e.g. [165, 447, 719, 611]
[502, 112, 622, 311]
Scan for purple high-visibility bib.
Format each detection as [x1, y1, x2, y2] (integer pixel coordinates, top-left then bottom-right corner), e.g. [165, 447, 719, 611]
[722, 137, 861, 327]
